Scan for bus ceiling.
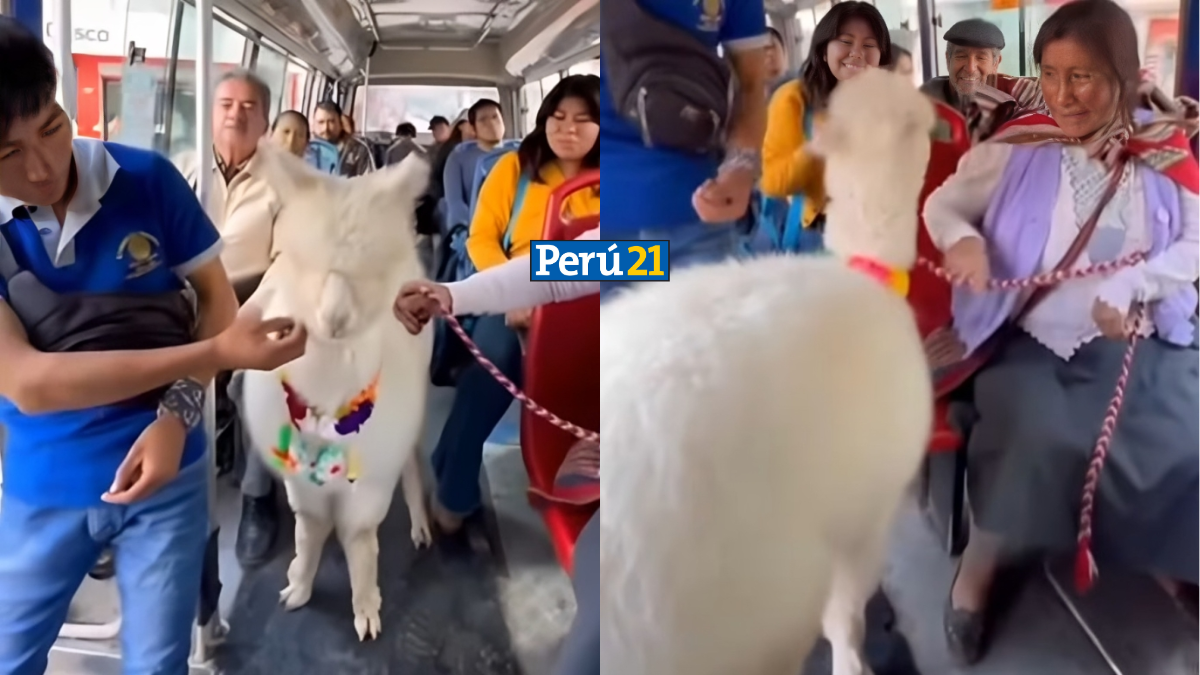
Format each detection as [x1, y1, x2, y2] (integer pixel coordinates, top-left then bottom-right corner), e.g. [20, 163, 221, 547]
[342, 0, 598, 87]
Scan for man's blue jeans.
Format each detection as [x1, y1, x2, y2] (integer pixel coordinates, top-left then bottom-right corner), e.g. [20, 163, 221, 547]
[0, 457, 208, 675]
[600, 221, 738, 302]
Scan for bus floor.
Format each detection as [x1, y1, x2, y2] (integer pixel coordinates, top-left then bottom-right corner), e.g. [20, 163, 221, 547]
[43, 407, 1199, 675]
[878, 498, 1199, 675]
[48, 388, 576, 675]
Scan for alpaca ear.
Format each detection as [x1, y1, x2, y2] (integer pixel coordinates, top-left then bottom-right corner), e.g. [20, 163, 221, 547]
[253, 137, 323, 195]
[366, 153, 430, 205]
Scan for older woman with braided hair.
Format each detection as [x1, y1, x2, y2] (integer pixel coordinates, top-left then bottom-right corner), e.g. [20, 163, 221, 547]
[922, 0, 1199, 665]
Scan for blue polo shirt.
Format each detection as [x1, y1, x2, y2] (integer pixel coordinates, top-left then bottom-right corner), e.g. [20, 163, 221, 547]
[0, 138, 223, 509]
[599, 0, 768, 233]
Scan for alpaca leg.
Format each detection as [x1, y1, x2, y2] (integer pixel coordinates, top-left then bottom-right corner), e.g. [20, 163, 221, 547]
[401, 457, 432, 549]
[341, 528, 383, 641]
[822, 538, 889, 675]
[279, 511, 333, 610]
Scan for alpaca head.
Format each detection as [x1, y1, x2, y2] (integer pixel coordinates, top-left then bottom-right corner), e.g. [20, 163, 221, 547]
[253, 139, 430, 341]
[810, 67, 936, 269]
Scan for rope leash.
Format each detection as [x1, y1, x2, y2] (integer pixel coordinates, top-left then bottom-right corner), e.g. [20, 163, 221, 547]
[441, 313, 599, 443]
[917, 252, 1146, 594]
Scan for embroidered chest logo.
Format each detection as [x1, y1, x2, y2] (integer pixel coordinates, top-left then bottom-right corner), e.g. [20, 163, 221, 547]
[117, 232, 162, 279]
[696, 0, 723, 32]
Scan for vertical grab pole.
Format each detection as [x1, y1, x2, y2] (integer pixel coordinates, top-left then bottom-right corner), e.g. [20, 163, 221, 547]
[49, 0, 76, 122]
[189, 0, 225, 669]
[362, 59, 371, 135]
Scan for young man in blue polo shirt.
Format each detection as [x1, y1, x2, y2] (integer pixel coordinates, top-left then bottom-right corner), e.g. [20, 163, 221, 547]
[600, 0, 770, 275]
[0, 18, 305, 674]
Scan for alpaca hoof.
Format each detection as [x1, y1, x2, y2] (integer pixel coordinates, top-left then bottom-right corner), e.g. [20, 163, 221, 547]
[355, 605, 382, 641]
[279, 583, 313, 610]
[411, 519, 433, 549]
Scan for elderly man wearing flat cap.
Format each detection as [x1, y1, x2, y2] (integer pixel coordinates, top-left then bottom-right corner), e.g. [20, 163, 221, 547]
[919, 18, 1005, 112]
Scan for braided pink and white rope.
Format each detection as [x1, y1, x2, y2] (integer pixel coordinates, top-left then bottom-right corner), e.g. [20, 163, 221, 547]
[443, 314, 599, 443]
[917, 252, 1145, 594]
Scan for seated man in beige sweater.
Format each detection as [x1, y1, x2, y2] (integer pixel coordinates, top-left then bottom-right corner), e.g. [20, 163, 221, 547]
[175, 69, 283, 569]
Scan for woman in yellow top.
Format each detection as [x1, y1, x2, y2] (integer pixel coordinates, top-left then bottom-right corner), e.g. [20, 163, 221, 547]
[432, 74, 600, 534]
[761, 2, 891, 242]
[467, 76, 601, 271]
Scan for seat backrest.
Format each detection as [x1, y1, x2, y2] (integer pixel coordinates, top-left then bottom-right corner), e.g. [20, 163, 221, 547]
[908, 101, 971, 338]
[468, 142, 522, 220]
[521, 170, 601, 502]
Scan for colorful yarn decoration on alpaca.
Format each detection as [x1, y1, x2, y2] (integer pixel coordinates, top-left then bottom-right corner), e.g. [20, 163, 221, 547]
[269, 373, 378, 486]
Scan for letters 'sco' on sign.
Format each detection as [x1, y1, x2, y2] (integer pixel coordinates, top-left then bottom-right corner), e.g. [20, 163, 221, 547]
[530, 240, 671, 282]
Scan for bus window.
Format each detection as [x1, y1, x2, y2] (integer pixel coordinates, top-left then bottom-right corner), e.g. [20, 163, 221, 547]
[253, 44, 290, 119]
[168, 0, 247, 154]
[351, 84, 502, 138]
[520, 73, 564, 134]
[566, 58, 600, 77]
[284, 60, 309, 113]
[1025, 0, 1182, 95]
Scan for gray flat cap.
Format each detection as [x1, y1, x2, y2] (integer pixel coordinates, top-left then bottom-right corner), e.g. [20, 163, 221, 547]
[943, 18, 1005, 50]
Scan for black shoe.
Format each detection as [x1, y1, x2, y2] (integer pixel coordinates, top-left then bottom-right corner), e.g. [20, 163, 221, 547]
[944, 562, 988, 666]
[236, 493, 280, 569]
[88, 549, 116, 580]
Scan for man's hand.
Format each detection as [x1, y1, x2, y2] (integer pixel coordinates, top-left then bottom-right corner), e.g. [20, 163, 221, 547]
[1093, 298, 1135, 339]
[212, 304, 307, 371]
[102, 414, 188, 504]
[505, 308, 533, 331]
[393, 280, 452, 335]
[692, 167, 755, 224]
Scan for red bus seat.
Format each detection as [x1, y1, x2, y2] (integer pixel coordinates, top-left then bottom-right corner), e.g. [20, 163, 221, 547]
[910, 103, 973, 554]
[520, 171, 601, 575]
[910, 101, 972, 456]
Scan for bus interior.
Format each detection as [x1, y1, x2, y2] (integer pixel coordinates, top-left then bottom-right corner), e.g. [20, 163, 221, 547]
[0, 0, 1195, 673]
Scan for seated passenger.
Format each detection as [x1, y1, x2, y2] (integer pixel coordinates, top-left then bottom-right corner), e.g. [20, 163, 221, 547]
[761, 1, 891, 250]
[889, 46, 915, 82]
[0, 19, 304, 673]
[429, 113, 472, 219]
[923, 0, 1199, 664]
[386, 122, 424, 166]
[431, 75, 600, 534]
[270, 109, 310, 159]
[312, 100, 374, 177]
[443, 99, 507, 234]
[919, 19, 1005, 115]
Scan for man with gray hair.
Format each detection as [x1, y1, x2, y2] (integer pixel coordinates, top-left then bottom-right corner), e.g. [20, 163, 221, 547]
[919, 18, 1005, 112]
[175, 68, 285, 569]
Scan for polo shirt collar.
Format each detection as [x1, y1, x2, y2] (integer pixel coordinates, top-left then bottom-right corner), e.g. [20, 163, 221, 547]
[0, 138, 119, 266]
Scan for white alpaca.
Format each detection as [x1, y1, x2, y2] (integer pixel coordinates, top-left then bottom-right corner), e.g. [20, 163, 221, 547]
[238, 142, 433, 641]
[600, 68, 937, 675]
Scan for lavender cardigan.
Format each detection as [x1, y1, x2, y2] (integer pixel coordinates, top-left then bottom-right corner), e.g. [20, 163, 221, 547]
[952, 143, 1198, 356]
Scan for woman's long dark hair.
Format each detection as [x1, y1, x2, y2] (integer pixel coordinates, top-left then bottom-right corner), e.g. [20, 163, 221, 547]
[429, 120, 467, 198]
[1032, 0, 1140, 116]
[799, 1, 891, 112]
[517, 74, 600, 182]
